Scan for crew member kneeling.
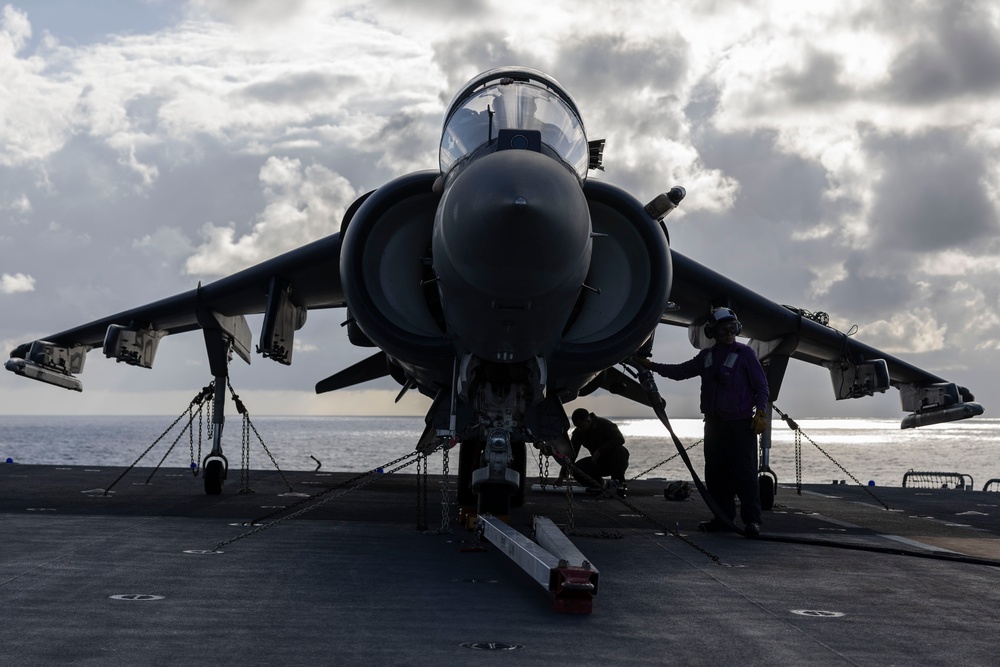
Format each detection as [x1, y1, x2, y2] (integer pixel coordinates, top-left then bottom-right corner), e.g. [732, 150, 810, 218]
[569, 408, 630, 497]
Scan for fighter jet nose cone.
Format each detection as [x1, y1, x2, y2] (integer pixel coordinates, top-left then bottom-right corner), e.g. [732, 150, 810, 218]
[435, 150, 591, 299]
[431, 149, 594, 362]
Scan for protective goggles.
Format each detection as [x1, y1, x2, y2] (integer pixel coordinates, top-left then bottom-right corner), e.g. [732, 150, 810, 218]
[715, 321, 740, 335]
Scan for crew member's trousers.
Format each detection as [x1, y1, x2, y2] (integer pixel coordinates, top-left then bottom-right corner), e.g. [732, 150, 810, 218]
[703, 418, 761, 525]
[572, 446, 630, 488]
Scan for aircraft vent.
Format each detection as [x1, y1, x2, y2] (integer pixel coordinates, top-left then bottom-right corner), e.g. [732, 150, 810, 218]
[340, 171, 452, 369]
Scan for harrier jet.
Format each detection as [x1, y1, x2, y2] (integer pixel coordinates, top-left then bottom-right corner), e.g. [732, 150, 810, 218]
[6, 67, 982, 513]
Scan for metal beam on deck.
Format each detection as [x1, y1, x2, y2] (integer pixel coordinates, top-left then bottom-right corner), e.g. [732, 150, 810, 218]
[477, 515, 598, 614]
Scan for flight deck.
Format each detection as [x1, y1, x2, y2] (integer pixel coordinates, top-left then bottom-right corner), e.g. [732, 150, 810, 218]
[2, 463, 999, 665]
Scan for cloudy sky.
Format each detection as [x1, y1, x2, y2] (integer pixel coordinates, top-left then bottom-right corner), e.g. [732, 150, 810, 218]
[1, 0, 998, 422]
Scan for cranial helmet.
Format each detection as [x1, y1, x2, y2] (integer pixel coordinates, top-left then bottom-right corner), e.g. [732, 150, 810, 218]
[704, 307, 742, 339]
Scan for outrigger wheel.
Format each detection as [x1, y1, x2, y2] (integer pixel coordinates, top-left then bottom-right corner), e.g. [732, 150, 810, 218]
[759, 469, 777, 511]
[203, 455, 228, 495]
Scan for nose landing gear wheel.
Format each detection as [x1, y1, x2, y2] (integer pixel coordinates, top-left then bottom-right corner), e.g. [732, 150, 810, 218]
[457, 441, 527, 509]
[204, 457, 227, 495]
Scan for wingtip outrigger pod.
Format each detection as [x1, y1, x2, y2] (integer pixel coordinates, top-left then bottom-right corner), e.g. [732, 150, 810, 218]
[5, 341, 87, 392]
[899, 383, 984, 429]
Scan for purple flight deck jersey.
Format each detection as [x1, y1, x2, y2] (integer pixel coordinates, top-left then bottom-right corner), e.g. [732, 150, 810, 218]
[650, 341, 769, 421]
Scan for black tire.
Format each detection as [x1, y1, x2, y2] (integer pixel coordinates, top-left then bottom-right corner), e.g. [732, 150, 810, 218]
[759, 474, 775, 511]
[204, 459, 225, 495]
[456, 440, 483, 507]
[511, 441, 526, 508]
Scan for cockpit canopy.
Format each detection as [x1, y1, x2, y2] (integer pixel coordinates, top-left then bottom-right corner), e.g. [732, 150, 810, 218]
[439, 67, 590, 179]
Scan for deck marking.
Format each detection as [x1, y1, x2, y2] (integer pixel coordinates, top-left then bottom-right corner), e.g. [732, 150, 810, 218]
[461, 642, 522, 651]
[879, 534, 960, 553]
[791, 609, 844, 618]
[110, 594, 164, 601]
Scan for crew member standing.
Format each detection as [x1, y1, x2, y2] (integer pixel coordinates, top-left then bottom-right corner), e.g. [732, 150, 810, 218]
[635, 307, 769, 537]
[568, 408, 630, 496]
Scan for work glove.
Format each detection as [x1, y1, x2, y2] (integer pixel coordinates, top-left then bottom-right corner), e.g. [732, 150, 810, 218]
[630, 355, 653, 369]
[752, 410, 768, 434]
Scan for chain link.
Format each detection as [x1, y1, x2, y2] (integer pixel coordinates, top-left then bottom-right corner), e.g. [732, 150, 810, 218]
[104, 386, 213, 495]
[228, 378, 294, 492]
[564, 471, 575, 532]
[150, 419, 192, 480]
[416, 453, 428, 531]
[239, 413, 252, 494]
[198, 398, 209, 470]
[629, 440, 703, 482]
[795, 430, 802, 494]
[188, 403, 198, 474]
[242, 411, 294, 491]
[560, 456, 722, 564]
[773, 404, 890, 510]
[214, 449, 424, 551]
[431, 444, 453, 534]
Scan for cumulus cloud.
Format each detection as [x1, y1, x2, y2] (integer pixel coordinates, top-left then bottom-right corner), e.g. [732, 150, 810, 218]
[187, 0, 311, 26]
[2, 193, 31, 213]
[859, 308, 948, 354]
[293, 338, 318, 353]
[2, 0, 1000, 417]
[184, 156, 357, 276]
[0, 272, 35, 293]
[132, 226, 195, 261]
[865, 128, 998, 252]
[884, 1, 1000, 103]
[0, 7, 74, 167]
[918, 250, 1000, 276]
[0, 4, 30, 54]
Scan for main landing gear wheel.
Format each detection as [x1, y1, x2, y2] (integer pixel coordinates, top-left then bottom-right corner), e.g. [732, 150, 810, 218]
[457, 440, 481, 507]
[204, 457, 227, 495]
[759, 471, 777, 511]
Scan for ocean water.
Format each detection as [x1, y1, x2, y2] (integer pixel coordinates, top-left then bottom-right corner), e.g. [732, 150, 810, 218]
[1, 415, 998, 489]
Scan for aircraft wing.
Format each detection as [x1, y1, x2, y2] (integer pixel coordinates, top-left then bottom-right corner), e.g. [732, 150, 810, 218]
[659, 251, 982, 428]
[6, 233, 345, 389]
